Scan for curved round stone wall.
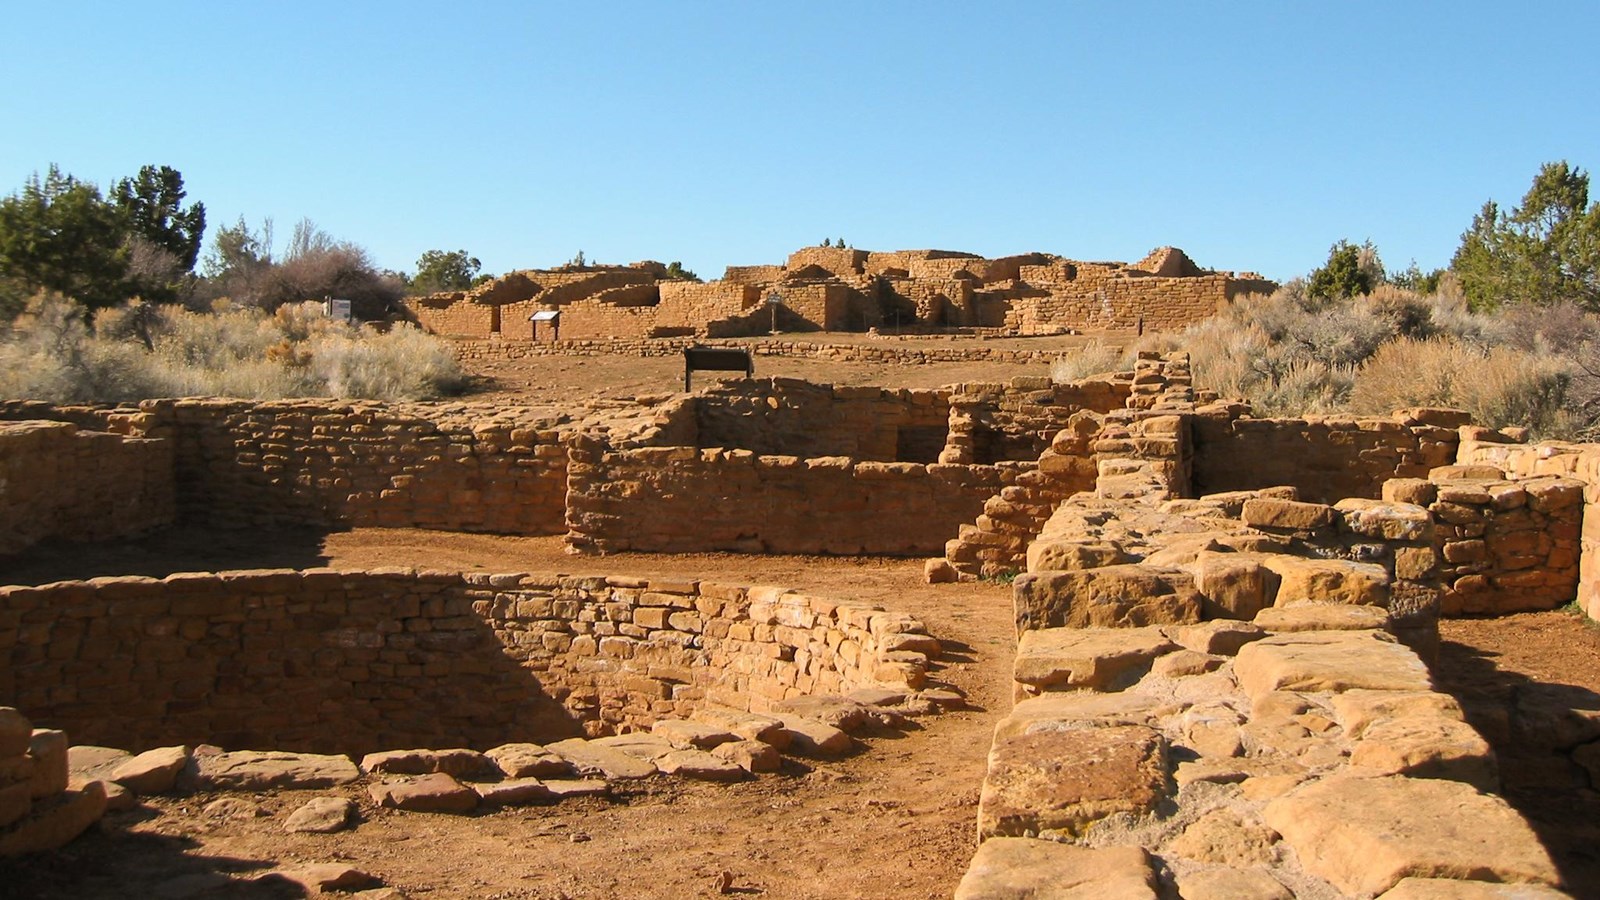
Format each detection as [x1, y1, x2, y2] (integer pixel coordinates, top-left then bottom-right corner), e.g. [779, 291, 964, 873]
[0, 569, 937, 757]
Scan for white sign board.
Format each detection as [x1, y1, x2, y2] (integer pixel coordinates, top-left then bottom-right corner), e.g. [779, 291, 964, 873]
[324, 297, 353, 322]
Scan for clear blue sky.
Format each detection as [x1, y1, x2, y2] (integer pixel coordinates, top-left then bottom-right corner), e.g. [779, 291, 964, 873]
[4, 2, 1596, 283]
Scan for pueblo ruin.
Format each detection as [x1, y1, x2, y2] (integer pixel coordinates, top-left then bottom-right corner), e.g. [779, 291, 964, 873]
[2, 244, 1595, 898]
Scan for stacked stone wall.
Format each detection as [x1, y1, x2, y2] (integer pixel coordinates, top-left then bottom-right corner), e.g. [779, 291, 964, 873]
[783, 247, 867, 278]
[564, 435, 1018, 556]
[450, 336, 1075, 366]
[692, 380, 949, 462]
[0, 569, 935, 757]
[0, 421, 174, 557]
[1005, 274, 1275, 335]
[408, 295, 497, 338]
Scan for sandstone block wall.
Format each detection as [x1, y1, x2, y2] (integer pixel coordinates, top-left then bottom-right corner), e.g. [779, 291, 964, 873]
[564, 436, 1018, 556]
[0, 421, 173, 557]
[0, 569, 937, 756]
[450, 336, 1074, 367]
[1456, 439, 1600, 617]
[691, 379, 949, 462]
[1192, 409, 1463, 503]
[941, 374, 1131, 465]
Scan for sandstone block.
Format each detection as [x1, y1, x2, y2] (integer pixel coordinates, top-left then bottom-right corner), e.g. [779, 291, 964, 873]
[1234, 631, 1431, 702]
[360, 748, 497, 779]
[654, 749, 746, 782]
[1025, 539, 1132, 574]
[184, 749, 360, 791]
[954, 839, 1159, 900]
[1185, 552, 1274, 620]
[1384, 478, 1439, 506]
[924, 558, 959, 583]
[775, 717, 853, 758]
[1350, 717, 1499, 791]
[1260, 556, 1389, 606]
[27, 730, 68, 799]
[1377, 877, 1572, 898]
[1013, 565, 1202, 632]
[1013, 626, 1177, 693]
[284, 796, 356, 832]
[1151, 649, 1224, 678]
[0, 781, 106, 857]
[1254, 604, 1390, 633]
[1174, 867, 1292, 900]
[369, 773, 478, 814]
[485, 743, 574, 779]
[0, 708, 31, 757]
[1331, 689, 1466, 738]
[542, 778, 609, 800]
[772, 696, 870, 731]
[1263, 774, 1559, 896]
[978, 725, 1169, 840]
[280, 864, 382, 894]
[651, 720, 738, 750]
[0, 781, 30, 829]
[1170, 620, 1267, 656]
[67, 746, 131, 784]
[545, 738, 658, 779]
[994, 693, 1163, 740]
[689, 706, 790, 748]
[110, 746, 189, 795]
[470, 778, 555, 807]
[1165, 808, 1278, 865]
[711, 739, 781, 774]
[1242, 498, 1335, 531]
[1335, 497, 1435, 541]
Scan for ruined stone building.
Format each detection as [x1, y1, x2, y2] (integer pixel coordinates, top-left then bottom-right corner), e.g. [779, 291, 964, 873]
[402, 245, 1276, 341]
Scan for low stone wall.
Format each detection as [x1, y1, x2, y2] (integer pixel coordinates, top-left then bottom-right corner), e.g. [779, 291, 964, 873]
[0, 569, 937, 757]
[564, 436, 1018, 556]
[692, 379, 950, 462]
[450, 336, 1075, 366]
[0, 421, 173, 557]
[1456, 438, 1600, 617]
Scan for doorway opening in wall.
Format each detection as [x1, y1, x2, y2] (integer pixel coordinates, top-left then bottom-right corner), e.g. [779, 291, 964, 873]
[490, 305, 502, 335]
[895, 426, 946, 464]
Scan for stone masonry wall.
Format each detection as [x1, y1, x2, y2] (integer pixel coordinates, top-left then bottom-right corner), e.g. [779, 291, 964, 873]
[0, 569, 936, 757]
[0, 421, 174, 557]
[691, 379, 950, 462]
[450, 336, 1077, 367]
[564, 435, 1018, 556]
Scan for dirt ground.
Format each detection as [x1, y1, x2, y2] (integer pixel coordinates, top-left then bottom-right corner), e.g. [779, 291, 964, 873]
[7, 336, 1600, 897]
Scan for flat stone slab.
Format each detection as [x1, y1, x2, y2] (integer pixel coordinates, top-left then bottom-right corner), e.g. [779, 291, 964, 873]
[653, 749, 746, 782]
[771, 696, 870, 731]
[545, 739, 658, 779]
[1260, 555, 1390, 606]
[711, 740, 781, 774]
[650, 720, 738, 750]
[591, 734, 676, 761]
[1263, 773, 1561, 896]
[1234, 631, 1432, 702]
[775, 717, 853, 758]
[1171, 619, 1268, 657]
[1014, 565, 1203, 631]
[1377, 878, 1573, 899]
[470, 778, 554, 807]
[359, 748, 496, 778]
[1335, 497, 1435, 541]
[1013, 626, 1177, 693]
[954, 839, 1159, 899]
[1331, 689, 1466, 738]
[1243, 497, 1336, 531]
[368, 773, 478, 814]
[485, 743, 574, 779]
[542, 778, 609, 800]
[1254, 603, 1391, 632]
[978, 725, 1170, 840]
[110, 746, 189, 795]
[996, 693, 1164, 740]
[185, 749, 360, 791]
[0, 781, 106, 856]
[688, 706, 789, 748]
[1175, 867, 1293, 900]
[283, 797, 356, 833]
[1351, 717, 1499, 791]
[67, 746, 131, 784]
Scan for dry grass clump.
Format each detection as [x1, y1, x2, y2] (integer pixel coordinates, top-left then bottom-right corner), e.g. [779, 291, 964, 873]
[1347, 338, 1571, 434]
[1049, 338, 1127, 383]
[0, 295, 466, 403]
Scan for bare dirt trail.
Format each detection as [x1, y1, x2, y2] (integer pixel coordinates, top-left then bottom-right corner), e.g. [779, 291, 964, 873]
[6, 528, 1018, 899]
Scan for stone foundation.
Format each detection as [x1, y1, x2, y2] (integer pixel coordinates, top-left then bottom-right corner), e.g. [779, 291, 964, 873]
[0, 420, 173, 556]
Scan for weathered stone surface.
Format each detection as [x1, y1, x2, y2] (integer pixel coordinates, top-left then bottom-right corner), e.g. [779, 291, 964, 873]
[995, 693, 1163, 740]
[1254, 603, 1390, 633]
[1235, 632, 1431, 701]
[546, 738, 659, 779]
[1377, 877, 1573, 898]
[202, 797, 267, 820]
[368, 773, 478, 814]
[1512, 683, 1600, 750]
[1242, 497, 1336, 531]
[470, 778, 554, 807]
[485, 743, 574, 779]
[284, 796, 356, 833]
[711, 739, 781, 774]
[1263, 774, 1561, 896]
[953, 838, 1159, 900]
[689, 706, 790, 748]
[775, 717, 853, 758]
[67, 746, 131, 784]
[651, 720, 738, 750]
[1336, 497, 1435, 541]
[771, 695, 870, 731]
[1152, 649, 1224, 678]
[924, 557, 959, 583]
[184, 748, 360, 792]
[27, 730, 69, 798]
[1014, 626, 1177, 693]
[1014, 565, 1202, 631]
[1260, 556, 1389, 606]
[1185, 552, 1274, 620]
[978, 725, 1169, 839]
[0, 781, 106, 857]
[654, 749, 747, 782]
[1173, 756, 1301, 787]
[1170, 620, 1267, 656]
[1174, 867, 1293, 900]
[109, 745, 189, 794]
[0, 708, 32, 757]
[280, 864, 382, 894]
[591, 733, 676, 762]
[542, 778, 609, 800]
[1349, 717, 1498, 790]
[359, 748, 496, 778]
[1331, 689, 1466, 738]
[1025, 539, 1133, 574]
[1165, 808, 1277, 865]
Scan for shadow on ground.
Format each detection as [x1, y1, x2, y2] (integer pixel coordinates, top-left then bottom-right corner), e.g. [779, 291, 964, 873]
[0, 525, 332, 585]
[1434, 635, 1600, 895]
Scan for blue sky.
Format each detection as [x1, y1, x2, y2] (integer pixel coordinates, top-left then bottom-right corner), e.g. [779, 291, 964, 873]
[3, 2, 1595, 282]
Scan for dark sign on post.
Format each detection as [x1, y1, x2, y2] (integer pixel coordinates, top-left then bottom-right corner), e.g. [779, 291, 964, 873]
[683, 346, 753, 391]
